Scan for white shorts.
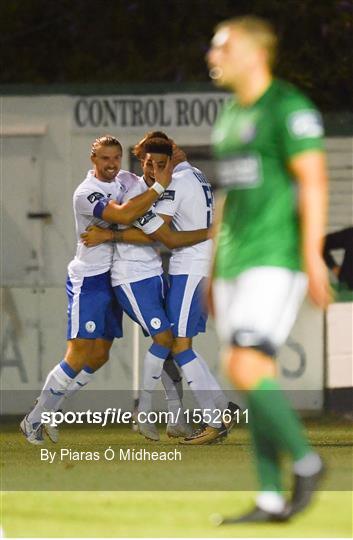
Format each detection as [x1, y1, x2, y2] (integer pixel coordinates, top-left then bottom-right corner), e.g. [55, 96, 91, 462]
[213, 267, 307, 355]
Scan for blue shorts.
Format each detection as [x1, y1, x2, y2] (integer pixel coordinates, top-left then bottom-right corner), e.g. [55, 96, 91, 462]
[166, 274, 208, 338]
[114, 275, 171, 337]
[66, 270, 123, 340]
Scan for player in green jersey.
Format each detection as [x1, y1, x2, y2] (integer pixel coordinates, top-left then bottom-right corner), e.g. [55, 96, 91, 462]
[207, 16, 331, 524]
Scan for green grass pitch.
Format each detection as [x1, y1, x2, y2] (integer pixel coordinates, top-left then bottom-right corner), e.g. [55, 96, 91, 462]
[1, 418, 352, 537]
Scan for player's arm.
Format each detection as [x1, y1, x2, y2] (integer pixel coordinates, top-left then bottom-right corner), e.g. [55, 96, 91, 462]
[289, 150, 331, 308]
[119, 221, 209, 248]
[149, 222, 209, 249]
[279, 97, 331, 308]
[81, 225, 155, 247]
[81, 221, 209, 248]
[148, 212, 209, 248]
[96, 158, 173, 225]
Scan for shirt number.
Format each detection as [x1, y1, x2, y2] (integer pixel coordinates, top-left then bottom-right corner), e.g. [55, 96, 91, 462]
[202, 185, 213, 228]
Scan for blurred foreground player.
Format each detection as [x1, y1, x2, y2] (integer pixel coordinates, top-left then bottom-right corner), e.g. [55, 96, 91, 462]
[20, 135, 172, 444]
[207, 16, 331, 522]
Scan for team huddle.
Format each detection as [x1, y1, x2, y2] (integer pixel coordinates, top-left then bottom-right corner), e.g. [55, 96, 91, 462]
[21, 131, 238, 446]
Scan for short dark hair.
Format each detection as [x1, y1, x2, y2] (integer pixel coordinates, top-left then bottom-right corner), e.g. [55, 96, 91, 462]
[144, 138, 173, 157]
[133, 132, 173, 159]
[91, 135, 122, 157]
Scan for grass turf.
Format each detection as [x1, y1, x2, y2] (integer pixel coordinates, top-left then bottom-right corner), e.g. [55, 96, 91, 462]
[1, 418, 352, 537]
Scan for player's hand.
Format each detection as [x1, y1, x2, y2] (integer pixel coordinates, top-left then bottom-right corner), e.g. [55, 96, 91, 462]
[306, 256, 332, 309]
[152, 156, 173, 188]
[81, 226, 112, 247]
[172, 144, 187, 167]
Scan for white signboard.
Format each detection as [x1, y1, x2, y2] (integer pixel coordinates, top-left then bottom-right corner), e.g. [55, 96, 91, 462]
[72, 93, 230, 132]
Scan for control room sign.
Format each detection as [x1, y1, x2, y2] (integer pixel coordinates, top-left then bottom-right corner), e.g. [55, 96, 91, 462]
[72, 93, 230, 132]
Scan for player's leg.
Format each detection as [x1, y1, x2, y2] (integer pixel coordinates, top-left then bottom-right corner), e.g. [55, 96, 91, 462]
[114, 276, 173, 440]
[139, 329, 173, 414]
[152, 276, 191, 436]
[63, 293, 123, 401]
[213, 267, 323, 523]
[20, 337, 96, 444]
[21, 271, 121, 444]
[161, 355, 183, 414]
[191, 349, 240, 430]
[166, 274, 229, 443]
[44, 292, 123, 442]
[115, 276, 173, 409]
[64, 338, 113, 400]
[161, 354, 193, 438]
[42, 338, 114, 443]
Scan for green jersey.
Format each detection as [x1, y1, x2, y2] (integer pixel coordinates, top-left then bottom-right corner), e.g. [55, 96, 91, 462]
[212, 79, 324, 279]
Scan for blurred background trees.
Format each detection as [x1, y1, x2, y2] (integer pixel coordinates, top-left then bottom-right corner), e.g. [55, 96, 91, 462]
[1, 0, 352, 109]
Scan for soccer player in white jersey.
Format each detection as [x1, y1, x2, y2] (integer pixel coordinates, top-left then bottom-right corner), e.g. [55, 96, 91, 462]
[20, 135, 172, 445]
[115, 162, 214, 441]
[140, 135, 240, 445]
[81, 141, 211, 441]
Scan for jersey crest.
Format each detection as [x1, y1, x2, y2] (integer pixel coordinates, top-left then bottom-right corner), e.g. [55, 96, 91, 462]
[87, 192, 105, 204]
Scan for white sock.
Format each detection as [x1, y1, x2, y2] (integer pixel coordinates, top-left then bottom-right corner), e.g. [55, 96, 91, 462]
[174, 349, 221, 428]
[294, 452, 322, 477]
[138, 344, 170, 414]
[196, 352, 228, 411]
[65, 366, 96, 401]
[161, 358, 184, 422]
[256, 491, 286, 514]
[28, 361, 78, 425]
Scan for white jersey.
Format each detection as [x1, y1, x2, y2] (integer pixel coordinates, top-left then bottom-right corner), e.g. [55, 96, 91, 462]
[68, 170, 126, 278]
[111, 175, 164, 286]
[154, 161, 214, 276]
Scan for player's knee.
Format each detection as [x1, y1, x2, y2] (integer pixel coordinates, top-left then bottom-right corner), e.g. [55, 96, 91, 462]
[225, 346, 276, 390]
[153, 331, 173, 350]
[86, 357, 108, 371]
[66, 339, 95, 363]
[171, 338, 191, 356]
[223, 347, 259, 389]
[224, 348, 243, 382]
[91, 346, 110, 365]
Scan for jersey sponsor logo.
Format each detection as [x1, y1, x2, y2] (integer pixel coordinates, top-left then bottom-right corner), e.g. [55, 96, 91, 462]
[85, 321, 96, 333]
[137, 210, 156, 226]
[150, 317, 161, 330]
[288, 110, 323, 138]
[87, 192, 105, 204]
[216, 153, 262, 189]
[159, 189, 175, 201]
